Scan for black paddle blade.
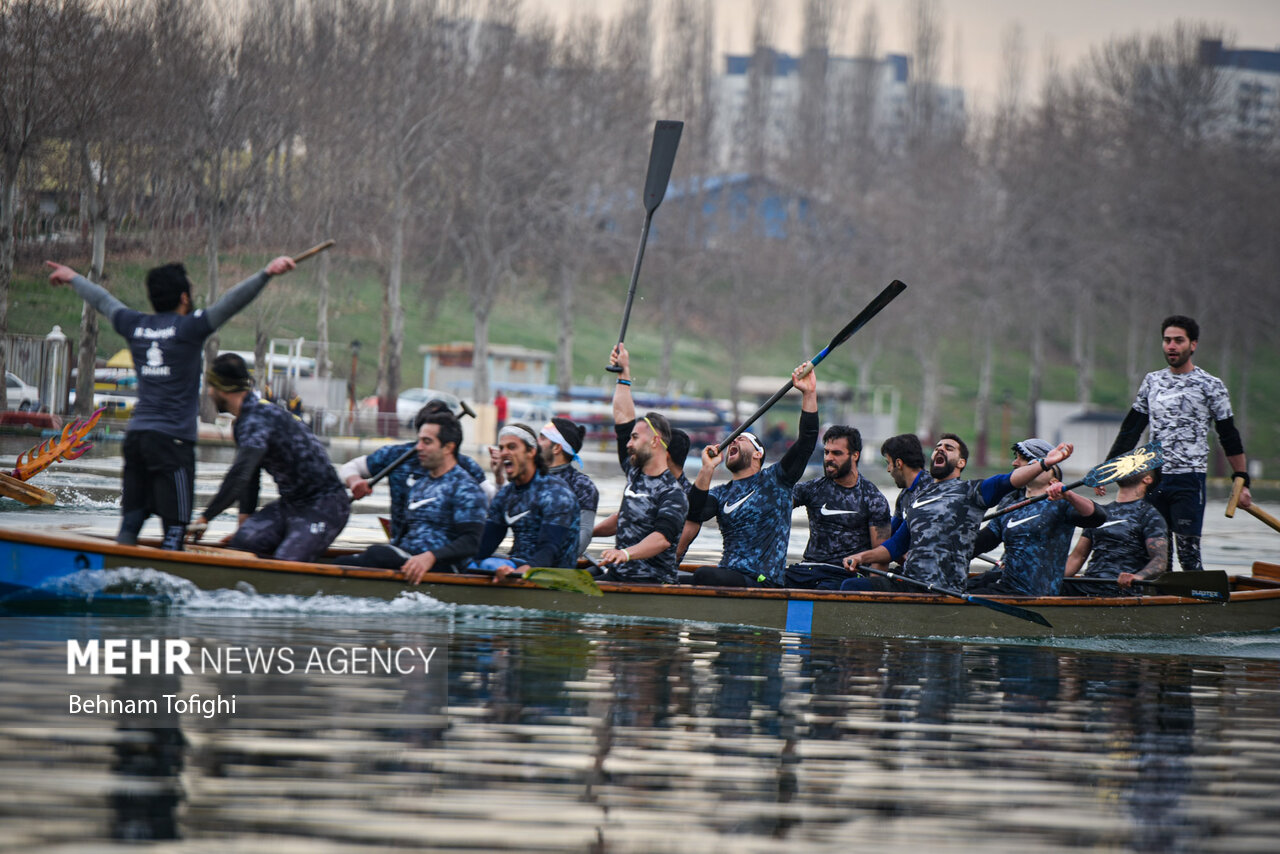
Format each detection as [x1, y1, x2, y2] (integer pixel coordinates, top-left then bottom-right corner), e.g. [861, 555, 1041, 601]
[818, 280, 907, 361]
[1082, 441, 1163, 488]
[962, 593, 1054, 627]
[1147, 570, 1230, 601]
[643, 120, 683, 214]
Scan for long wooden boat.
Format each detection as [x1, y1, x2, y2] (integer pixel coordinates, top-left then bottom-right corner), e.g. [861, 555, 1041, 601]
[3, 525, 1280, 638]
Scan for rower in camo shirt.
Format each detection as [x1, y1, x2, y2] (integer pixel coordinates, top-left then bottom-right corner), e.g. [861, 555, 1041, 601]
[841, 433, 1075, 592]
[785, 425, 892, 590]
[681, 361, 820, 588]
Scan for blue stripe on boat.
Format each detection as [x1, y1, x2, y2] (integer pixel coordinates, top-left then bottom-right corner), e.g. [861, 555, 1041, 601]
[785, 600, 813, 634]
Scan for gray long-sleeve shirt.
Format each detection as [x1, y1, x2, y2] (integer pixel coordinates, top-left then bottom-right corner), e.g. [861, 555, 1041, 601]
[72, 270, 273, 442]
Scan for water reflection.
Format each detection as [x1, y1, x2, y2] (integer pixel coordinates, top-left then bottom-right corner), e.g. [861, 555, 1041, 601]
[3, 611, 1280, 850]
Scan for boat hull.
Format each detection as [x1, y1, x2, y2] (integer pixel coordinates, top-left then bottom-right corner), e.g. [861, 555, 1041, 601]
[3, 526, 1279, 639]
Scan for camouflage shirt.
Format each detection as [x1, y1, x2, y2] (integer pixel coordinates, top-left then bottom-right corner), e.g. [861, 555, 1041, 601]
[233, 394, 344, 506]
[479, 472, 579, 568]
[1132, 367, 1234, 474]
[881, 474, 1016, 589]
[793, 474, 891, 564]
[1081, 499, 1169, 580]
[367, 442, 487, 542]
[978, 498, 1103, 596]
[396, 464, 488, 557]
[613, 468, 689, 583]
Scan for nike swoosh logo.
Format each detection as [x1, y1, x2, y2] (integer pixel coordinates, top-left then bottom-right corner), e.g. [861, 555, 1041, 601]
[505, 510, 531, 525]
[1007, 514, 1041, 528]
[407, 497, 437, 510]
[624, 488, 650, 499]
[819, 504, 857, 516]
[912, 495, 945, 508]
[1098, 520, 1125, 529]
[724, 491, 756, 514]
[405, 475, 418, 487]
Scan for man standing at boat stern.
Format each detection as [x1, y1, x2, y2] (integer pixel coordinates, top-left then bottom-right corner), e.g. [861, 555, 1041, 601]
[478, 423, 580, 576]
[1107, 315, 1252, 573]
[189, 354, 350, 562]
[786, 425, 892, 589]
[595, 413, 689, 583]
[683, 362, 819, 587]
[46, 255, 297, 550]
[841, 434, 1075, 591]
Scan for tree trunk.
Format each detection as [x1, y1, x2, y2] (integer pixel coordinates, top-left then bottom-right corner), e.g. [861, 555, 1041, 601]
[199, 195, 223, 423]
[974, 332, 994, 466]
[473, 306, 491, 406]
[379, 188, 406, 407]
[75, 144, 106, 417]
[314, 222, 333, 380]
[0, 173, 16, 411]
[915, 347, 940, 442]
[1028, 312, 1043, 438]
[556, 264, 575, 398]
[1073, 304, 1094, 406]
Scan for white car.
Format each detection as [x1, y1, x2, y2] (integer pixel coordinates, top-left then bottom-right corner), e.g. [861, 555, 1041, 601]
[5, 372, 38, 411]
[396, 388, 465, 426]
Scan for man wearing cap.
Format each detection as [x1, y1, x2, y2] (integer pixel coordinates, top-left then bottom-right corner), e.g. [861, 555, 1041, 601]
[46, 255, 297, 550]
[477, 422, 580, 576]
[188, 353, 350, 562]
[881, 433, 929, 536]
[336, 410, 488, 579]
[595, 412, 689, 583]
[1065, 469, 1169, 591]
[842, 433, 1075, 592]
[681, 361, 820, 588]
[339, 398, 491, 544]
[996, 438, 1055, 511]
[1106, 315, 1252, 573]
[530, 417, 599, 558]
[967, 456, 1105, 597]
[785, 425, 892, 589]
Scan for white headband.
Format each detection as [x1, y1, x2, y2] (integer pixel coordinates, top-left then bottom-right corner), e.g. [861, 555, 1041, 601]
[498, 424, 538, 448]
[540, 423, 582, 465]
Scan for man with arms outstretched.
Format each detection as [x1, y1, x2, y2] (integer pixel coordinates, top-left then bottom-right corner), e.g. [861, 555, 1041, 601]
[47, 255, 296, 549]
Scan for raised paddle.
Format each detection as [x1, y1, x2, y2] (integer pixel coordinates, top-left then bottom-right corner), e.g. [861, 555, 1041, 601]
[1065, 571, 1230, 601]
[1223, 480, 1280, 535]
[523, 567, 604, 597]
[606, 119, 683, 372]
[716, 280, 907, 454]
[984, 440, 1163, 521]
[855, 564, 1052, 627]
[292, 239, 335, 264]
[364, 447, 415, 490]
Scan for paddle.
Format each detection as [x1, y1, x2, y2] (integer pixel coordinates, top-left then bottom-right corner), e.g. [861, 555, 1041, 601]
[364, 447, 415, 490]
[292, 239, 335, 264]
[1224, 481, 1280, 535]
[984, 440, 1164, 521]
[716, 280, 907, 454]
[1065, 571, 1229, 601]
[855, 564, 1052, 627]
[606, 119, 683, 372]
[524, 567, 604, 597]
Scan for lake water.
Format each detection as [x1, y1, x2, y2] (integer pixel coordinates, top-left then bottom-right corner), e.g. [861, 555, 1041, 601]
[3, 442, 1280, 851]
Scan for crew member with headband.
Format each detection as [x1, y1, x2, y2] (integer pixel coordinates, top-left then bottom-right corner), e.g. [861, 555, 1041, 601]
[189, 353, 350, 562]
[680, 361, 821, 587]
[595, 412, 689, 583]
[475, 422, 580, 578]
[528, 417, 598, 558]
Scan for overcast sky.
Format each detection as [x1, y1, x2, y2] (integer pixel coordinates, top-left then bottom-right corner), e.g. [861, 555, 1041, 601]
[528, 0, 1280, 110]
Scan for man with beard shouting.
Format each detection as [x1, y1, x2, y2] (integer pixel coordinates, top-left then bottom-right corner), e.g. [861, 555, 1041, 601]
[594, 412, 689, 583]
[784, 425, 892, 589]
[840, 433, 1074, 592]
[681, 361, 820, 587]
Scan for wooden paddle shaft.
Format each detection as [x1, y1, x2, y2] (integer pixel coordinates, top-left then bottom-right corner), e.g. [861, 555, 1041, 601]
[1225, 477, 1246, 517]
[1244, 503, 1280, 535]
[292, 240, 335, 264]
